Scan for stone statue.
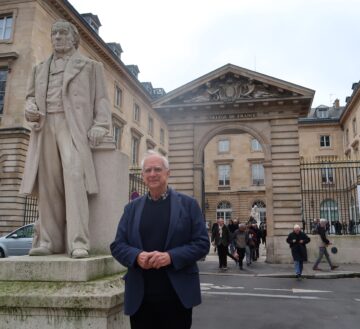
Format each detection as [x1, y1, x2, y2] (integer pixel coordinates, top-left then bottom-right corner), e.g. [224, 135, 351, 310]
[250, 205, 260, 223]
[19, 19, 111, 259]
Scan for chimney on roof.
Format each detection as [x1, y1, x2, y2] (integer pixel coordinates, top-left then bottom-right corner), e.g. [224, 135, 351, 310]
[333, 98, 340, 109]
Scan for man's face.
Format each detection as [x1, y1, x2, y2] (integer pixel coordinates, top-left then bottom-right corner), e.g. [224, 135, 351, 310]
[141, 155, 169, 192]
[294, 227, 301, 234]
[51, 23, 75, 54]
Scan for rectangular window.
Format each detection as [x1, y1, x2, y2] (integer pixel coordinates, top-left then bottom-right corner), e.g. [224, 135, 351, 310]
[0, 68, 8, 114]
[218, 139, 229, 153]
[113, 124, 122, 149]
[353, 118, 357, 137]
[160, 128, 165, 146]
[218, 165, 230, 186]
[114, 85, 122, 108]
[251, 138, 262, 151]
[0, 15, 13, 40]
[131, 136, 139, 166]
[133, 103, 140, 122]
[320, 135, 330, 148]
[321, 167, 334, 184]
[252, 163, 264, 185]
[317, 108, 328, 118]
[148, 116, 154, 136]
[345, 129, 349, 146]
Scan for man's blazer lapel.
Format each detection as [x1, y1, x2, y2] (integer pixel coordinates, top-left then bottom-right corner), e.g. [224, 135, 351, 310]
[165, 189, 180, 249]
[132, 196, 146, 249]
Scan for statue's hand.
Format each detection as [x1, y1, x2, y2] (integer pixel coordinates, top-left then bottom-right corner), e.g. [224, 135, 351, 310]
[88, 126, 107, 147]
[25, 102, 41, 122]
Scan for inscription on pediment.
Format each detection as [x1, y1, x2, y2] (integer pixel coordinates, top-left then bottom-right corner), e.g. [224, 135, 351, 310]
[168, 73, 298, 105]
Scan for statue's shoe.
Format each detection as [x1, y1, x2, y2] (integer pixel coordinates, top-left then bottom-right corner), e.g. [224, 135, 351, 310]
[29, 246, 52, 256]
[71, 248, 89, 259]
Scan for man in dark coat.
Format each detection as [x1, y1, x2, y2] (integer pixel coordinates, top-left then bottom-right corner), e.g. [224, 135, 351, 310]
[286, 224, 310, 280]
[110, 150, 209, 329]
[211, 218, 230, 270]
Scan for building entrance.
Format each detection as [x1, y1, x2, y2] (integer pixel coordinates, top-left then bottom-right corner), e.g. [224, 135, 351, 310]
[153, 64, 314, 262]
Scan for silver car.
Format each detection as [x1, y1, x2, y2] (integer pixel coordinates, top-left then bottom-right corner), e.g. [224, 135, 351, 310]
[0, 224, 34, 257]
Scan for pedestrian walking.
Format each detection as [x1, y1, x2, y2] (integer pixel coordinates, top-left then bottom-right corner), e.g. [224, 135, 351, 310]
[313, 218, 339, 271]
[286, 224, 310, 280]
[211, 218, 230, 270]
[232, 223, 248, 270]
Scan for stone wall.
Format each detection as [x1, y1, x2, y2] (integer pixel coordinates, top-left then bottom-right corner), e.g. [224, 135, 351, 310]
[0, 128, 29, 234]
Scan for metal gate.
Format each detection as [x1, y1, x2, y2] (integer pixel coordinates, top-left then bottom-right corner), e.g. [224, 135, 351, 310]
[300, 159, 360, 235]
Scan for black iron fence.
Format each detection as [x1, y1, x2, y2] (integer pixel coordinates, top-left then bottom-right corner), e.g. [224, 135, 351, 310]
[300, 159, 360, 235]
[129, 168, 147, 200]
[23, 196, 39, 225]
[22, 169, 148, 225]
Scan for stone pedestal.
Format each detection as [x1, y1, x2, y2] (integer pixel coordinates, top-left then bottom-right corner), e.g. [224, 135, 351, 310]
[90, 143, 129, 254]
[0, 141, 131, 328]
[0, 256, 130, 329]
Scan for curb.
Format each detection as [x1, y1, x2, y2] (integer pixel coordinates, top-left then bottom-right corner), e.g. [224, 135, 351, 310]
[199, 270, 360, 279]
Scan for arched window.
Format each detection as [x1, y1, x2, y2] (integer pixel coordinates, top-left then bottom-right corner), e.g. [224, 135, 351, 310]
[320, 199, 339, 233]
[252, 200, 266, 222]
[216, 201, 232, 224]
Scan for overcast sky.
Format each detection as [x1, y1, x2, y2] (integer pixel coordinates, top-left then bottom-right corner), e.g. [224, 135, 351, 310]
[69, 0, 360, 108]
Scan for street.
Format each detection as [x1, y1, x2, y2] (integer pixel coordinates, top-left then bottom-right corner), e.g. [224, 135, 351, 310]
[192, 273, 360, 329]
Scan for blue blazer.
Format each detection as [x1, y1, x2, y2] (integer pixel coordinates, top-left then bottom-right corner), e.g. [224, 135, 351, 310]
[110, 188, 210, 316]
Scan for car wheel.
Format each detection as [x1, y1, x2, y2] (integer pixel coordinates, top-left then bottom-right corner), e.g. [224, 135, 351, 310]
[0, 248, 5, 258]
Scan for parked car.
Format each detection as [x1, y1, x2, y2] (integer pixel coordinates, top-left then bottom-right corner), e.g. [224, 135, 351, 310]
[0, 224, 34, 257]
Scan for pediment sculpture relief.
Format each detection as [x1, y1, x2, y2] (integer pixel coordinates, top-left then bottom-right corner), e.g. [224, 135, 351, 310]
[172, 74, 297, 105]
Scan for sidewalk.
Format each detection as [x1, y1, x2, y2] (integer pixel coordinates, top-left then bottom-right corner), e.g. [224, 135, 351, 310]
[198, 246, 360, 279]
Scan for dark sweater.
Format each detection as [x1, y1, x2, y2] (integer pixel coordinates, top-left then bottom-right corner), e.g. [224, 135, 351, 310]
[139, 195, 177, 301]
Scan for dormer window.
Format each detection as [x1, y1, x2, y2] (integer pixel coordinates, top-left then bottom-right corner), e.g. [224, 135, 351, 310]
[81, 13, 101, 34]
[316, 106, 329, 119]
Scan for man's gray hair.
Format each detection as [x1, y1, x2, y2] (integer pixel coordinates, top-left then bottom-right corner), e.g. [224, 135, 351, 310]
[52, 19, 80, 49]
[140, 150, 169, 170]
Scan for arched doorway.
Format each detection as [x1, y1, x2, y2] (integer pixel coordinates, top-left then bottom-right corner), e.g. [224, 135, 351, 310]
[203, 132, 267, 226]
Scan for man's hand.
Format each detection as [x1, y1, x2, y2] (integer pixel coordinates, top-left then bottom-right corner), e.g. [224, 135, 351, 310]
[136, 251, 155, 270]
[88, 126, 107, 147]
[147, 251, 172, 269]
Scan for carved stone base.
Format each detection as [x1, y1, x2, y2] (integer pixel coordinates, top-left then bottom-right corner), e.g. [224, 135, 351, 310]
[0, 256, 129, 329]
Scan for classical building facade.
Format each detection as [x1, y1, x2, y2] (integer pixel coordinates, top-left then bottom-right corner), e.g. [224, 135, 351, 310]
[0, 0, 359, 262]
[0, 0, 168, 233]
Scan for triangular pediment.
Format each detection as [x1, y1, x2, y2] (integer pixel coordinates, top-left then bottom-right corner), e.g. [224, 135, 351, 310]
[152, 64, 314, 108]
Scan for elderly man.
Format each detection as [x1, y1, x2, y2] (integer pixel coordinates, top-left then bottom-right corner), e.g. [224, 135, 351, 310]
[20, 20, 111, 258]
[313, 218, 339, 271]
[110, 150, 209, 329]
[211, 218, 230, 270]
[286, 224, 310, 280]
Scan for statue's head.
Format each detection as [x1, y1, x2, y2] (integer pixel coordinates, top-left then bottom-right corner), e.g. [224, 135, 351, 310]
[51, 20, 80, 54]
